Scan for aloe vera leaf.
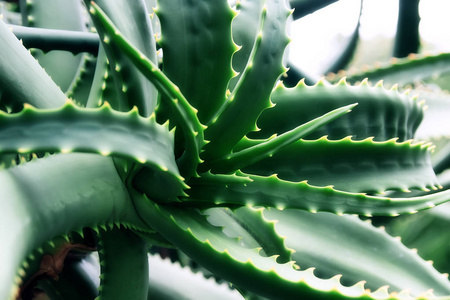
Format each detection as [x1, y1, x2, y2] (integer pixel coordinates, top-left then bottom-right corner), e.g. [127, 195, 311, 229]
[132, 193, 397, 300]
[204, 103, 357, 174]
[89, 3, 205, 179]
[240, 137, 439, 194]
[0, 101, 184, 201]
[263, 208, 450, 296]
[66, 54, 97, 107]
[289, 0, 338, 19]
[393, 0, 420, 58]
[0, 19, 66, 109]
[205, 207, 292, 263]
[144, 0, 160, 40]
[327, 53, 450, 87]
[389, 200, 450, 276]
[85, 45, 121, 110]
[201, 0, 291, 161]
[0, 154, 146, 300]
[185, 170, 450, 216]
[228, 0, 266, 93]
[97, 227, 149, 299]
[10, 25, 99, 55]
[19, 0, 86, 92]
[85, 0, 158, 117]
[252, 79, 424, 142]
[156, 0, 236, 124]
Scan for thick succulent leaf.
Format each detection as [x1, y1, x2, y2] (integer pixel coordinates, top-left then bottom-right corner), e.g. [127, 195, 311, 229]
[132, 193, 430, 300]
[0, 101, 184, 201]
[66, 54, 97, 107]
[264, 208, 450, 296]
[97, 227, 149, 299]
[388, 193, 450, 275]
[131, 193, 365, 299]
[89, 3, 205, 179]
[240, 136, 439, 193]
[202, 0, 291, 161]
[205, 103, 355, 174]
[327, 53, 450, 87]
[0, 154, 146, 300]
[289, 0, 338, 19]
[393, 0, 420, 58]
[228, 0, 265, 92]
[85, 45, 121, 110]
[252, 79, 424, 142]
[185, 171, 450, 216]
[144, 1, 160, 40]
[19, 0, 85, 92]
[85, 0, 158, 117]
[205, 207, 292, 263]
[0, 19, 66, 109]
[156, 0, 236, 124]
[11, 25, 99, 55]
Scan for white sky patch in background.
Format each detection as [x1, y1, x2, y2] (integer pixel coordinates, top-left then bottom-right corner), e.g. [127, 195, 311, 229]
[289, 0, 450, 75]
[420, 0, 450, 52]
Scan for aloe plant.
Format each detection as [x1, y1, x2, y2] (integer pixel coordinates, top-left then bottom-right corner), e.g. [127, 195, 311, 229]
[1, 0, 450, 299]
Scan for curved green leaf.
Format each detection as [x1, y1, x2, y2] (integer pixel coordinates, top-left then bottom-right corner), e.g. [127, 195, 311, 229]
[85, 0, 159, 117]
[88, 3, 205, 178]
[264, 208, 450, 296]
[0, 18, 66, 109]
[131, 193, 405, 300]
[85, 45, 121, 110]
[240, 136, 439, 193]
[205, 207, 292, 263]
[185, 171, 450, 216]
[19, 0, 86, 91]
[156, 0, 236, 124]
[66, 54, 97, 107]
[97, 227, 149, 299]
[0, 154, 146, 300]
[252, 79, 424, 142]
[388, 200, 450, 275]
[0, 101, 184, 201]
[228, 0, 266, 93]
[202, 0, 291, 161]
[204, 103, 357, 174]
